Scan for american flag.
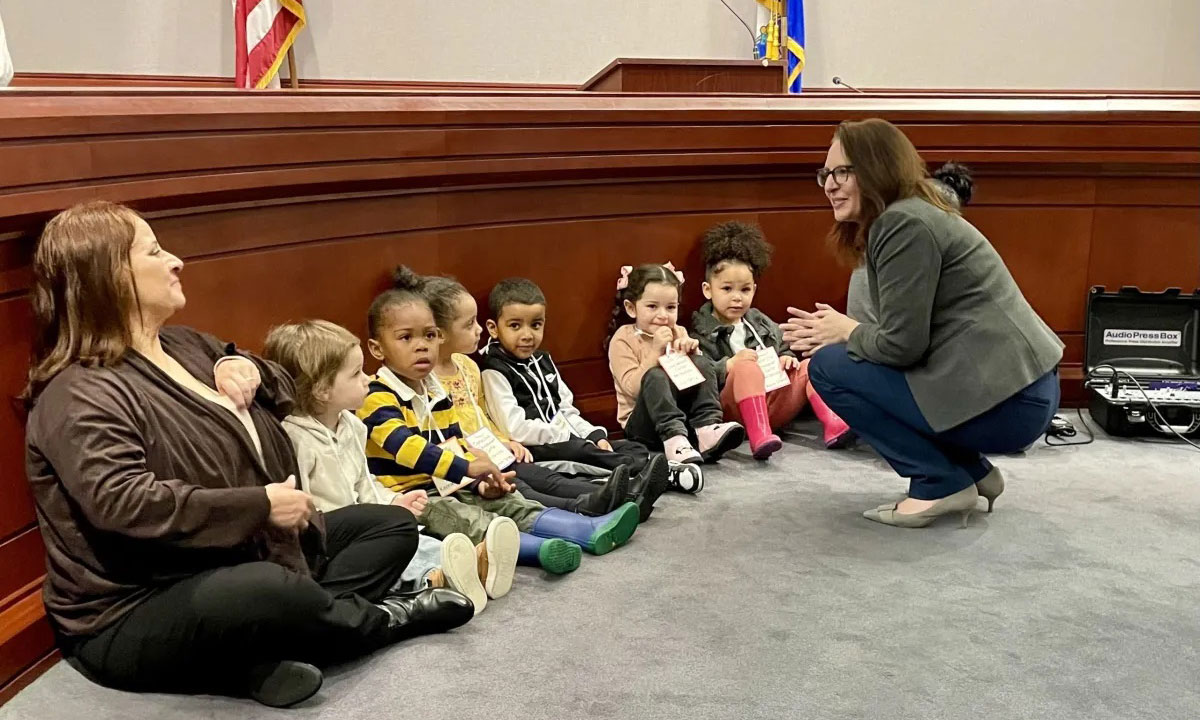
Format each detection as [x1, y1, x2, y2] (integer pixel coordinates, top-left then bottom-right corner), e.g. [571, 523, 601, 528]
[233, 0, 306, 89]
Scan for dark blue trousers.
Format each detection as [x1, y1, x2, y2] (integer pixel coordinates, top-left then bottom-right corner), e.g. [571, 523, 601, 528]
[808, 344, 1059, 500]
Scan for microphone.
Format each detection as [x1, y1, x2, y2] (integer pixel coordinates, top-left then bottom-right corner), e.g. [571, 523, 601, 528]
[717, 0, 760, 55]
[832, 76, 866, 94]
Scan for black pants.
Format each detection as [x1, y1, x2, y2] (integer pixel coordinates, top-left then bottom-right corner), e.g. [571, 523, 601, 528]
[511, 461, 603, 512]
[624, 364, 723, 448]
[68, 503, 417, 696]
[528, 435, 651, 474]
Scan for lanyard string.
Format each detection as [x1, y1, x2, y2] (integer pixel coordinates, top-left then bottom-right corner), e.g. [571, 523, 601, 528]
[743, 321, 768, 350]
[413, 378, 448, 444]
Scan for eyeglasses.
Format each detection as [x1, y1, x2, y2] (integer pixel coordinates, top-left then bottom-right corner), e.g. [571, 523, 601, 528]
[816, 165, 854, 187]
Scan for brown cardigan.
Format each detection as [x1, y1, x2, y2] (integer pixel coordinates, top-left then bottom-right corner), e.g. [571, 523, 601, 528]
[24, 326, 321, 640]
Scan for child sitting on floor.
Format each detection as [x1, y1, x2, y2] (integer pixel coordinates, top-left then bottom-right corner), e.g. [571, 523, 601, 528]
[607, 262, 745, 489]
[265, 319, 502, 614]
[422, 273, 647, 517]
[358, 266, 641, 573]
[689, 222, 852, 456]
[478, 277, 670, 518]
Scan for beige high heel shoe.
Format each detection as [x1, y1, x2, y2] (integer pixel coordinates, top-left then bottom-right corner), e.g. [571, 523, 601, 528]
[975, 467, 1005, 513]
[862, 484, 979, 528]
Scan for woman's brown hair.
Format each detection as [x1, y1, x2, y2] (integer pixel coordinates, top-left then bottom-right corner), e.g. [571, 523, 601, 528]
[23, 201, 145, 404]
[827, 118, 955, 266]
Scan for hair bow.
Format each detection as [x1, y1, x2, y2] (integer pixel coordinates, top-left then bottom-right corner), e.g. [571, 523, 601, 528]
[616, 265, 633, 291]
[663, 261, 685, 287]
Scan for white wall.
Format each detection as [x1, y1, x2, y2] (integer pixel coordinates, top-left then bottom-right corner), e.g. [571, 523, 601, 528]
[3, 0, 1198, 90]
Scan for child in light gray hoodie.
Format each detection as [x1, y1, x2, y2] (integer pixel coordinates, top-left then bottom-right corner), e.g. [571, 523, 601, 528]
[266, 319, 520, 616]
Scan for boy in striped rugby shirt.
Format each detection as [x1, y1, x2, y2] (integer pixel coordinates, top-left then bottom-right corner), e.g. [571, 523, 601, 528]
[358, 267, 642, 577]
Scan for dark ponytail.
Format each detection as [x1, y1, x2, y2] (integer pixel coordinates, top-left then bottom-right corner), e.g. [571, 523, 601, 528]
[367, 265, 430, 338]
[932, 162, 974, 207]
[604, 263, 683, 350]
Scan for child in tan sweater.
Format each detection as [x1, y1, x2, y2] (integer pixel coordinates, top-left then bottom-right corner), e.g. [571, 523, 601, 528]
[606, 263, 745, 482]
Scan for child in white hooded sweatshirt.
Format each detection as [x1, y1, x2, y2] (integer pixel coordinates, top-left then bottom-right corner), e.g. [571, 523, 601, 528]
[265, 319, 519, 615]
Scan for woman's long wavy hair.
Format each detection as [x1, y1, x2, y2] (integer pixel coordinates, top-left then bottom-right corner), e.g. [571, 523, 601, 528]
[22, 201, 145, 405]
[827, 118, 956, 266]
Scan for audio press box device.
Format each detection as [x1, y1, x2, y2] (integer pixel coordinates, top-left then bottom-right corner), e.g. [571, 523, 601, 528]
[1085, 286, 1200, 438]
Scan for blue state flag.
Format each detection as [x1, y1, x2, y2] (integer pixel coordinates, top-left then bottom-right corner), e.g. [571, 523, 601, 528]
[786, 0, 805, 93]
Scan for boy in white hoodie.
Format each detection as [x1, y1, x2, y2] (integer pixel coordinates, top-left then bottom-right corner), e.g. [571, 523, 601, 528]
[266, 319, 519, 615]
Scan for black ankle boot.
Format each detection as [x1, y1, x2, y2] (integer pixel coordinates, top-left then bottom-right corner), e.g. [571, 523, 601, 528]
[575, 465, 630, 515]
[378, 587, 474, 641]
[627, 454, 670, 522]
[246, 660, 323, 708]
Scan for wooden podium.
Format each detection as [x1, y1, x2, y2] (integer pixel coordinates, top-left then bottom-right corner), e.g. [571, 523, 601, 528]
[579, 58, 786, 94]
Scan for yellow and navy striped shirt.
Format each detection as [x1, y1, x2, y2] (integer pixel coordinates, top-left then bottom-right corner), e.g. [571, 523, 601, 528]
[356, 367, 471, 493]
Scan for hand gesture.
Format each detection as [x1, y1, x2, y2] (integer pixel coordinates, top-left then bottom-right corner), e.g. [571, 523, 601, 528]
[265, 475, 314, 531]
[779, 354, 803, 372]
[650, 326, 674, 354]
[725, 348, 758, 374]
[393, 489, 429, 516]
[468, 458, 517, 498]
[505, 440, 533, 463]
[781, 304, 859, 357]
[671, 334, 700, 355]
[215, 357, 261, 410]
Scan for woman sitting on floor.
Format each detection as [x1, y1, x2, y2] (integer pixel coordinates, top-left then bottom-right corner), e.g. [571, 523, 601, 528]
[22, 201, 473, 708]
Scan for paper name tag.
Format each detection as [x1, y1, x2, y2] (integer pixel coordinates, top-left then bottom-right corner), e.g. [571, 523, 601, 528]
[432, 439, 475, 497]
[658, 350, 705, 390]
[754, 346, 791, 393]
[550, 412, 576, 438]
[465, 428, 516, 470]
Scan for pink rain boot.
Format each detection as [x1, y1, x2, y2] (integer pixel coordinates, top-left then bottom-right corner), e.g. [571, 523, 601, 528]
[737, 395, 783, 460]
[806, 385, 855, 449]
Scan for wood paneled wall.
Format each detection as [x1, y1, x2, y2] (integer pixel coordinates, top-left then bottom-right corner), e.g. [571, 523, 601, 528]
[0, 89, 1197, 702]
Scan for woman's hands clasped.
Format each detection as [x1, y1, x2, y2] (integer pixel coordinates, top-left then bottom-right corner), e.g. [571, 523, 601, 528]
[781, 303, 860, 357]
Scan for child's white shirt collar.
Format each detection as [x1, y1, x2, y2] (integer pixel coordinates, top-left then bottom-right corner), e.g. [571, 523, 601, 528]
[375, 366, 449, 405]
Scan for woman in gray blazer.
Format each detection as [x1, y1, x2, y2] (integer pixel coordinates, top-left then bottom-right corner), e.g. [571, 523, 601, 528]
[783, 119, 1063, 528]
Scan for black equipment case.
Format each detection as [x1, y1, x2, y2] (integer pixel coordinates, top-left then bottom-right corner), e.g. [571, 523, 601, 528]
[1084, 286, 1200, 438]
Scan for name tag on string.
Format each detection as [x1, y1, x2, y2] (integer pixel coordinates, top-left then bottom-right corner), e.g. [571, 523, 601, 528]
[464, 427, 516, 470]
[658, 349, 705, 390]
[432, 439, 475, 497]
[754, 346, 791, 393]
[550, 412, 576, 438]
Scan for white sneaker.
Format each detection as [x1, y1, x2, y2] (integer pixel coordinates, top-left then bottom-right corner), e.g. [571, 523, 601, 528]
[668, 463, 704, 494]
[482, 516, 519, 600]
[439, 533, 486, 616]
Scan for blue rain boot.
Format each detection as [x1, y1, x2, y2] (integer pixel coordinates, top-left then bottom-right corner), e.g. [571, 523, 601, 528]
[518, 532, 580, 575]
[529, 502, 639, 556]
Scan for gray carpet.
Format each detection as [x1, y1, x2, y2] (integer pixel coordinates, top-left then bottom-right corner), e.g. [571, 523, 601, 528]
[5, 414, 1199, 720]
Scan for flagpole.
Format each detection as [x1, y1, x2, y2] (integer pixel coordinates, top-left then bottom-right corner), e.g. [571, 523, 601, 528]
[780, 15, 788, 93]
[286, 47, 299, 89]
